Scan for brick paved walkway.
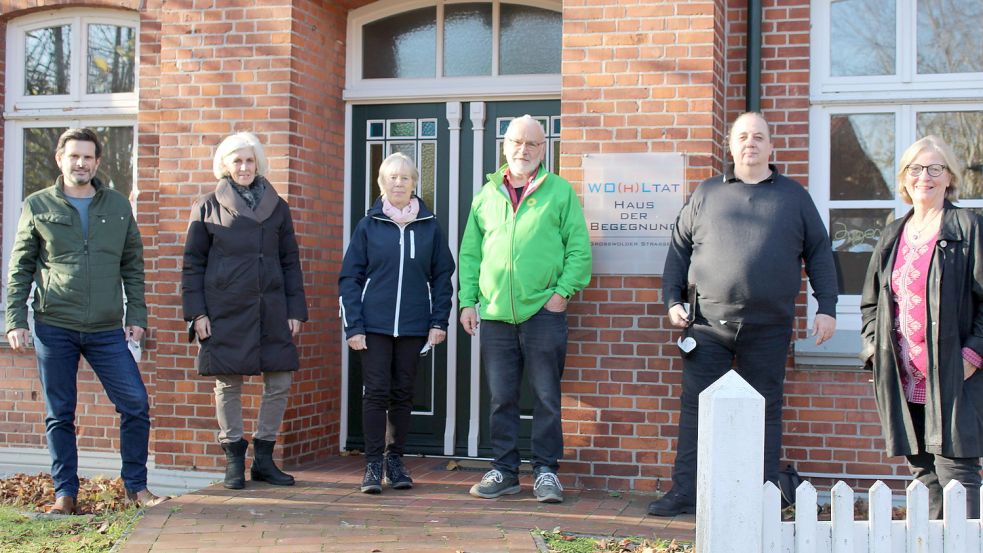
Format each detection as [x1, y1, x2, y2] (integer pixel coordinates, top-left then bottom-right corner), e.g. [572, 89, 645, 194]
[119, 456, 695, 553]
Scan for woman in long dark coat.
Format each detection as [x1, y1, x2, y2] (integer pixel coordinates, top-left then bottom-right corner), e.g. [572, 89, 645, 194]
[182, 132, 308, 490]
[861, 135, 983, 519]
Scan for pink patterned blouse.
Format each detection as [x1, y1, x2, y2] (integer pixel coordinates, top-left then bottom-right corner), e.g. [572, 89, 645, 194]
[891, 230, 936, 404]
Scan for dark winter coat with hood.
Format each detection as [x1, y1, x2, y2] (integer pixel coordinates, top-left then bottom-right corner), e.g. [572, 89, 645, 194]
[181, 176, 308, 376]
[860, 202, 983, 457]
[339, 197, 455, 339]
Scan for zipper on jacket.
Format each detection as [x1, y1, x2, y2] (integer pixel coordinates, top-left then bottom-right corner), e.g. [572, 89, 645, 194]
[427, 282, 432, 312]
[410, 230, 416, 259]
[393, 227, 406, 337]
[508, 195, 519, 322]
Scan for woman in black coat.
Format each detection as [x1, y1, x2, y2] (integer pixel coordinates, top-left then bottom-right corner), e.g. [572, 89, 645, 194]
[861, 135, 983, 519]
[339, 152, 455, 494]
[182, 132, 308, 490]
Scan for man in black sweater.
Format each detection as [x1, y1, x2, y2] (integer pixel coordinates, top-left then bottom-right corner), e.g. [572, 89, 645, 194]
[649, 112, 839, 517]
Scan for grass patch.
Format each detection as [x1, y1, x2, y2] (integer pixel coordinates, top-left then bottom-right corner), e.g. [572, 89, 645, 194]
[536, 529, 693, 553]
[0, 504, 141, 553]
[0, 474, 147, 553]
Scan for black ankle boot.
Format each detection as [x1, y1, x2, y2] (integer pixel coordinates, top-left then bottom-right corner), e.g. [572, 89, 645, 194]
[250, 438, 295, 486]
[220, 439, 248, 490]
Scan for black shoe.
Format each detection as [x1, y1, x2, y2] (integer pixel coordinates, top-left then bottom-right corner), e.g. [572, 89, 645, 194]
[385, 455, 413, 490]
[647, 489, 696, 516]
[469, 469, 521, 499]
[532, 467, 564, 503]
[361, 460, 383, 494]
[250, 438, 295, 486]
[220, 439, 248, 490]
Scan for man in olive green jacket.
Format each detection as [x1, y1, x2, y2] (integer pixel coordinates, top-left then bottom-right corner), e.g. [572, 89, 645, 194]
[459, 115, 592, 503]
[5, 128, 165, 514]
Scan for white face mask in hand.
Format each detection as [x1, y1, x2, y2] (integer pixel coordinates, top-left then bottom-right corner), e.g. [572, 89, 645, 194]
[128, 337, 142, 363]
[677, 335, 696, 353]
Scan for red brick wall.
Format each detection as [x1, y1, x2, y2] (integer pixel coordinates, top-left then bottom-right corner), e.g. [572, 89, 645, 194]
[150, 1, 347, 470]
[560, 0, 729, 492]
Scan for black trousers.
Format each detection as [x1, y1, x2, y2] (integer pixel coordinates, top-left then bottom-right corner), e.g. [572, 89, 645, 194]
[359, 333, 427, 462]
[670, 318, 793, 498]
[906, 402, 982, 519]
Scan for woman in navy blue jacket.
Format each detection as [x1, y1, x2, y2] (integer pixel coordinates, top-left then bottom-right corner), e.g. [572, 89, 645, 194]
[339, 153, 455, 494]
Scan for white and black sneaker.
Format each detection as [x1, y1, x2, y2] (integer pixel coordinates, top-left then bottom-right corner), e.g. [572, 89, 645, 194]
[469, 469, 521, 499]
[532, 467, 563, 503]
[360, 460, 383, 494]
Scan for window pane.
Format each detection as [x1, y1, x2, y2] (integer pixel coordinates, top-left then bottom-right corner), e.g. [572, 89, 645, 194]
[831, 209, 895, 295]
[420, 142, 436, 211]
[830, 0, 895, 77]
[389, 142, 416, 160]
[25, 25, 72, 95]
[917, 111, 983, 199]
[362, 7, 436, 79]
[830, 114, 895, 200]
[91, 126, 134, 199]
[500, 4, 561, 75]
[369, 143, 384, 205]
[443, 3, 492, 77]
[87, 24, 136, 94]
[23, 127, 67, 197]
[917, 0, 983, 74]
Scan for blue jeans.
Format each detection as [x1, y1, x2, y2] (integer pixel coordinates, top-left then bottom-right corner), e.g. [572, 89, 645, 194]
[670, 318, 793, 498]
[33, 321, 151, 498]
[481, 307, 568, 476]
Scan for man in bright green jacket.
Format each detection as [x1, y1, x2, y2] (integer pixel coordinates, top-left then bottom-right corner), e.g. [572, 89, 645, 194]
[5, 128, 166, 514]
[459, 115, 592, 503]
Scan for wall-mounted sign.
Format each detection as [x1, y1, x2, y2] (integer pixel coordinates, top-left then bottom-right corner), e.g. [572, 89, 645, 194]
[582, 153, 686, 275]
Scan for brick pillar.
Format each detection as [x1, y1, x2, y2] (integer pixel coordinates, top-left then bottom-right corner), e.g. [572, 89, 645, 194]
[559, 0, 728, 491]
[151, 1, 346, 470]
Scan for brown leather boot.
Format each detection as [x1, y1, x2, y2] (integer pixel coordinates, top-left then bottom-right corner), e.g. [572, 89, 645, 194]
[46, 495, 79, 515]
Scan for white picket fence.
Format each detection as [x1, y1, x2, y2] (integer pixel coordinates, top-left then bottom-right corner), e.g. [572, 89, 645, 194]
[698, 370, 982, 553]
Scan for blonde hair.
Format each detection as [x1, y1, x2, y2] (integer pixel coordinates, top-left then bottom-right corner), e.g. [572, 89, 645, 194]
[213, 132, 268, 179]
[377, 152, 419, 196]
[896, 135, 963, 204]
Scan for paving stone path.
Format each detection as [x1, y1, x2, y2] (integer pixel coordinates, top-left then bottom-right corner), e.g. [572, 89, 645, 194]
[119, 456, 695, 553]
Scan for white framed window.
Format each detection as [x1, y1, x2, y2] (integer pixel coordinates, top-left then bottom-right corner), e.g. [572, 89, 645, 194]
[2, 9, 139, 331]
[345, 0, 562, 102]
[808, 0, 983, 330]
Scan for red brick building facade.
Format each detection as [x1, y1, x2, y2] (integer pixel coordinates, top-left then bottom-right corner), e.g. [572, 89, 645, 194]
[1, 0, 980, 494]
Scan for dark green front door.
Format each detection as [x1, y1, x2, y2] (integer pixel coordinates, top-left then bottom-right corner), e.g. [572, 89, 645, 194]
[347, 99, 560, 459]
[347, 103, 450, 455]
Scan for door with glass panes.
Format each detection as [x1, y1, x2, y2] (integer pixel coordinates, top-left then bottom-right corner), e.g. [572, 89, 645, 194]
[346, 100, 560, 458]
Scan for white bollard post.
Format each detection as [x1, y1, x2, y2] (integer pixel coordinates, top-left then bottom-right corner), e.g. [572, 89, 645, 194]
[696, 370, 765, 553]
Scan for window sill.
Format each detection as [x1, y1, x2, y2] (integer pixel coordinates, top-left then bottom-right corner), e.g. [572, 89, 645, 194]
[793, 329, 864, 370]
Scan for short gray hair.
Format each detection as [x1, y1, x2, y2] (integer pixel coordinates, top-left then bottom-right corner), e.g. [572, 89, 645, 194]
[377, 152, 419, 195]
[213, 132, 268, 179]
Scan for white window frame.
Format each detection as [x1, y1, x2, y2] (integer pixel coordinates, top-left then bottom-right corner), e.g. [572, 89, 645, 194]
[809, 0, 983, 330]
[345, 0, 561, 102]
[2, 9, 139, 333]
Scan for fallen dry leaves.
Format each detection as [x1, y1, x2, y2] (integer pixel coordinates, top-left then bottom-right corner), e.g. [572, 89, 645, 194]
[0, 473, 131, 515]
